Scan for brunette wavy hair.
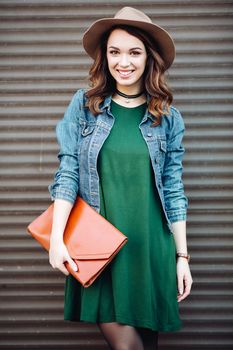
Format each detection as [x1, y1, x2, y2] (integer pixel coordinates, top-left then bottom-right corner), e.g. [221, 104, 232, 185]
[85, 25, 173, 126]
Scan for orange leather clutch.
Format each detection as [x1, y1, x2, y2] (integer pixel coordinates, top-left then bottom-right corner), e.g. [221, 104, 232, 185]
[27, 196, 127, 287]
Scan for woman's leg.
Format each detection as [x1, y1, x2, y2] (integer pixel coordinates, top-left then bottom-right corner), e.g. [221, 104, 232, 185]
[137, 327, 158, 350]
[98, 322, 144, 350]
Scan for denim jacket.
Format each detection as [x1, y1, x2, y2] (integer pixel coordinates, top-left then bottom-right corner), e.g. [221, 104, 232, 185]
[49, 89, 188, 233]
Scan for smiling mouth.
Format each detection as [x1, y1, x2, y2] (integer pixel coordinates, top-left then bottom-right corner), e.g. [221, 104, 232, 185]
[117, 70, 134, 77]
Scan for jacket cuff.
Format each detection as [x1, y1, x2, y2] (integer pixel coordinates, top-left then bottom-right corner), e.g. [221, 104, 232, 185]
[167, 209, 187, 223]
[48, 185, 77, 205]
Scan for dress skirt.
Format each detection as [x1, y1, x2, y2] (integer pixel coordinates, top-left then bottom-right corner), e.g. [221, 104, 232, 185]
[64, 101, 182, 332]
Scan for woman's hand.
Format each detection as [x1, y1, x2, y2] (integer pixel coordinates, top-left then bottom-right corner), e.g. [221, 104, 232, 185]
[49, 240, 78, 276]
[176, 258, 193, 302]
[49, 199, 77, 276]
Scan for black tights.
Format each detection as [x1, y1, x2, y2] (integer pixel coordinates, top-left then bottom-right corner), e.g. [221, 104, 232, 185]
[98, 322, 158, 350]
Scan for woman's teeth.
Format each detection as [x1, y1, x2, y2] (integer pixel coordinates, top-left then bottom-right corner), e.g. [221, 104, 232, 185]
[118, 70, 133, 76]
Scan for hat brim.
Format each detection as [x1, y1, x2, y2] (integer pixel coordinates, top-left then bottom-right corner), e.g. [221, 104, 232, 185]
[82, 18, 175, 69]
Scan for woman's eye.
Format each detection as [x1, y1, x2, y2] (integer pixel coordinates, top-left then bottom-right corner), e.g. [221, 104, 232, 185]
[131, 51, 141, 56]
[109, 50, 119, 55]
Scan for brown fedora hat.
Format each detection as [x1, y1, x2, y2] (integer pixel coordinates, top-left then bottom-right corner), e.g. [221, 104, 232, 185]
[83, 7, 175, 69]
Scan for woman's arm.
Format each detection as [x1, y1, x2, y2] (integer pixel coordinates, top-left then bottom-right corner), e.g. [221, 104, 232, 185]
[172, 220, 193, 302]
[48, 91, 85, 275]
[162, 109, 188, 224]
[48, 91, 82, 204]
[161, 109, 192, 301]
[49, 199, 78, 275]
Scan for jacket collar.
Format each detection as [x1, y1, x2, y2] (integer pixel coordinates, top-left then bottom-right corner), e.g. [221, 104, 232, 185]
[101, 94, 154, 122]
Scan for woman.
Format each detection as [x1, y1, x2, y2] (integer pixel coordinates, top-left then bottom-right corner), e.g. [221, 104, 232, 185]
[49, 7, 193, 350]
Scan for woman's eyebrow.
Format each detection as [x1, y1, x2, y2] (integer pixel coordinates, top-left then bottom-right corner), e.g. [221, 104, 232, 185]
[108, 46, 143, 51]
[131, 47, 143, 50]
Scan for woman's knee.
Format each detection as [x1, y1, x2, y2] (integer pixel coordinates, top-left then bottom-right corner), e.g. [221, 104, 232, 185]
[98, 322, 144, 350]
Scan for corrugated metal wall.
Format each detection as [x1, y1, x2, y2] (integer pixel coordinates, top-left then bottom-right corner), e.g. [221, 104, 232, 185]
[0, 0, 232, 349]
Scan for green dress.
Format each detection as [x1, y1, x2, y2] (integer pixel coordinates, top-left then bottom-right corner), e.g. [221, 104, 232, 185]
[64, 101, 182, 332]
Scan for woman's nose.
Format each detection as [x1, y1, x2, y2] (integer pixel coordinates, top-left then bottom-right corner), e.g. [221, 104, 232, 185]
[119, 54, 130, 67]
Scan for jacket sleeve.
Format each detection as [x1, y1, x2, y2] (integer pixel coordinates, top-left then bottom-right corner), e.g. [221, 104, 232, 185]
[162, 108, 188, 223]
[48, 89, 84, 204]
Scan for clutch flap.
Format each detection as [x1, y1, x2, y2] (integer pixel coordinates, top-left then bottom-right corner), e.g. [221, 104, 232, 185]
[68, 251, 113, 260]
[67, 236, 127, 261]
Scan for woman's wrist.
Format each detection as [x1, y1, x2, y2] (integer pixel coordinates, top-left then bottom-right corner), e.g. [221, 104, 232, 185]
[50, 233, 64, 244]
[176, 252, 190, 263]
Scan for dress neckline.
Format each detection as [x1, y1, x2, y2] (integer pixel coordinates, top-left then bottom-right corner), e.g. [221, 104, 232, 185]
[111, 100, 147, 110]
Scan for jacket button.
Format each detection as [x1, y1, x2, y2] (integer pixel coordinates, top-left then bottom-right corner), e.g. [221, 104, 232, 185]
[147, 132, 152, 137]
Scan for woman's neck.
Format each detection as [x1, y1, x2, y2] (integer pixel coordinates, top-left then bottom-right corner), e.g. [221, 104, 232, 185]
[116, 84, 144, 96]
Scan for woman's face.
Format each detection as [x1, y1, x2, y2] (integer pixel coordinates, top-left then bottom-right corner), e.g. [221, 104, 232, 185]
[106, 28, 147, 93]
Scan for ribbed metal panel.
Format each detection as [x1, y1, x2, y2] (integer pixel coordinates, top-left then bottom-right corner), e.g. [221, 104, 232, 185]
[0, 0, 232, 349]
